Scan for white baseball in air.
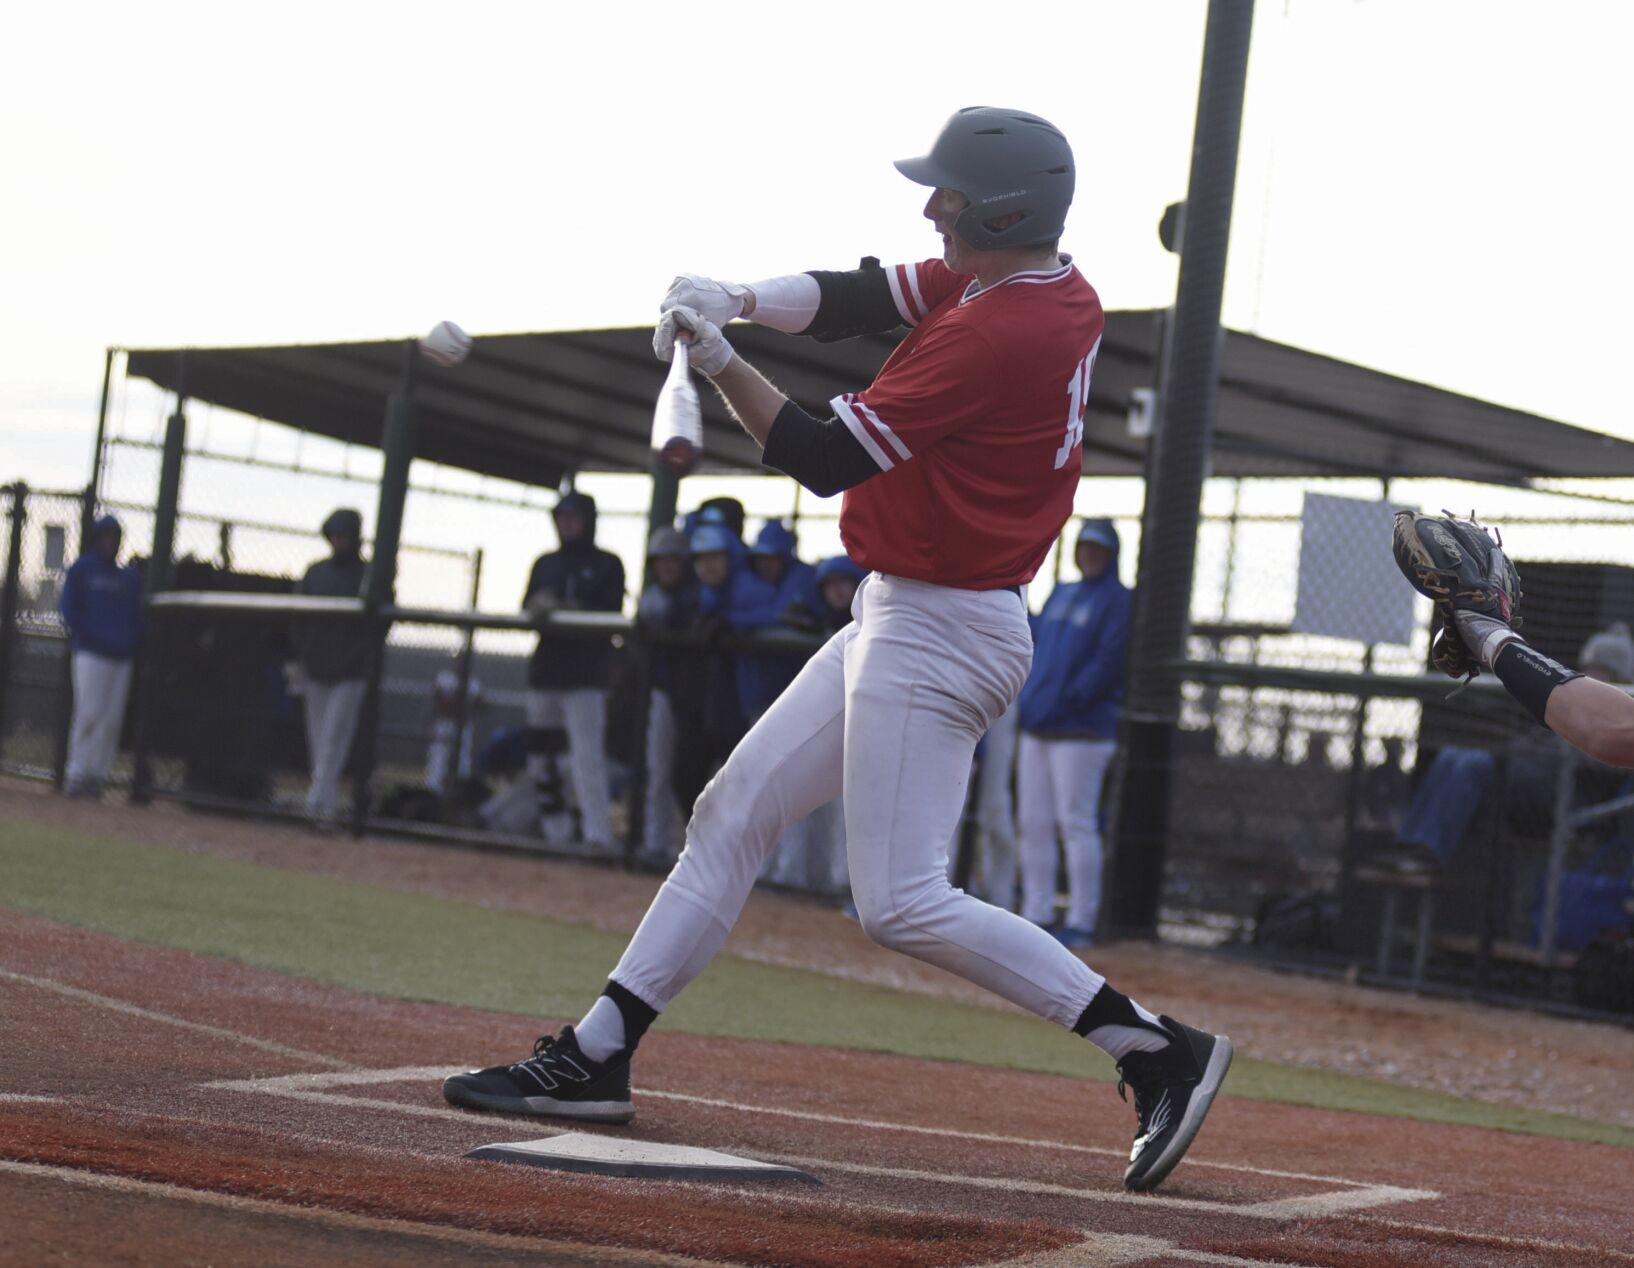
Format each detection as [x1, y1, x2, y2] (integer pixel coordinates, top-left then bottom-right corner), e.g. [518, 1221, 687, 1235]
[420, 320, 471, 366]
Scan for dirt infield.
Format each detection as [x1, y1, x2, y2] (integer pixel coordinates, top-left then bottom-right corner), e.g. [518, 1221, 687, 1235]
[6, 776, 1630, 1130]
[5, 908, 1634, 1266]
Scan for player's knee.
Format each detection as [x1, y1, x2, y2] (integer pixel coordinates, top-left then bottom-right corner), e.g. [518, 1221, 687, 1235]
[852, 878, 944, 951]
[687, 777, 746, 851]
[848, 883, 906, 948]
[854, 902, 911, 950]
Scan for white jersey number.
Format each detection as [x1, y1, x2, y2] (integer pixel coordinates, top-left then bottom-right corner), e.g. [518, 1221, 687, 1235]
[1054, 335, 1102, 471]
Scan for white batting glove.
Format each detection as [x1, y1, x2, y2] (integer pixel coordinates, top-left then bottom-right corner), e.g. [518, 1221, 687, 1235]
[661, 274, 751, 327]
[654, 305, 735, 377]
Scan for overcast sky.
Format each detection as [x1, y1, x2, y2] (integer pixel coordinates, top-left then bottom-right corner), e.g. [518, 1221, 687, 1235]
[4, 1, 1632, 608]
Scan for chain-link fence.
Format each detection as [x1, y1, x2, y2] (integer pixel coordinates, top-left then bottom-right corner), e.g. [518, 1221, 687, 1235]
[9, 471, 1633, 1015]
[0, 485, 86, 780]
[121, 596, 844, 885]
[1153, 478, 1634, 1015]
[0, 481, 477, 792]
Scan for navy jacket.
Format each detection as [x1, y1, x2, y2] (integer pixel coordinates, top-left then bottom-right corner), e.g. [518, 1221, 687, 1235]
[59, 550, 143, 660]
[525, 543, 626, 690]
[1016, 564, 1133, 740]
[294, 553, 371, 683]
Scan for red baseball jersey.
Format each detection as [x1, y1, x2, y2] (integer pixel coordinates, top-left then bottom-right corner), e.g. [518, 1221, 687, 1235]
[833, 257, 1104, 589]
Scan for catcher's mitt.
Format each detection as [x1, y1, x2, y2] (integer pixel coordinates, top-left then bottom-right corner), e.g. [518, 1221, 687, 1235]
[1392, 510, 1522, 680]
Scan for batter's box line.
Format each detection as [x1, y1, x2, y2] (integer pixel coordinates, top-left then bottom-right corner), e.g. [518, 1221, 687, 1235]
[202, 1066, 1438, 1222]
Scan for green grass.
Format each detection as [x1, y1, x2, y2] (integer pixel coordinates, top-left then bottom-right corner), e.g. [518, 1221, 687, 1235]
[3, 813, 1631, 1150]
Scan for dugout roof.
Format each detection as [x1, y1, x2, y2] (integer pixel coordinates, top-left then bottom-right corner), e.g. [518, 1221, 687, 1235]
[124, 311, 1634, 488]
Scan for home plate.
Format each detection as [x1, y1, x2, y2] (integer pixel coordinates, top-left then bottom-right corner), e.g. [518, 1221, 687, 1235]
[466, 1133, 819, 1184]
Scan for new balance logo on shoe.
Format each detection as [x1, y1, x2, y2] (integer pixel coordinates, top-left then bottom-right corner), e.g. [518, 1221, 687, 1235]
[516, 1051, 591, 1092]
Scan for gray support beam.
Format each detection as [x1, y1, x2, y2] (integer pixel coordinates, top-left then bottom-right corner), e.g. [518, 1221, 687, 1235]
[81, 348, 116, 549]
[625, 454, 683, 861]
[351, 341, 419, 835]
[1109, 0, 1256, 937]
[367, 340, 421, 610]
[149, 402, 189, 593]
[130, 364, 189, 804]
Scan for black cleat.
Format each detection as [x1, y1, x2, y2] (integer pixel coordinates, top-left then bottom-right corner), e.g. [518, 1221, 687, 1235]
[1118, 1017, 1232, 1193]
[443, 1026, 634, 1124]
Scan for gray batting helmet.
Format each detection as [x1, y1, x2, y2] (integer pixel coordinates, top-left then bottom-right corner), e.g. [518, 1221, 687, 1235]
[895, 107, 1075, 250]
[647, 527, 690, 558]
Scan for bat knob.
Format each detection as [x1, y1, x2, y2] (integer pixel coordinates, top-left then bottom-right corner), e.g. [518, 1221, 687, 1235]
[658, 436, 699, 477]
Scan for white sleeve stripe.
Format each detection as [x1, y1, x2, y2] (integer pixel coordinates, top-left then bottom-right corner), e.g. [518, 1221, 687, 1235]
[854, 400, 913, 461]
[831, 394, 895, 471]
[903, 263, 927, 322]
[885, 266, 917, 326]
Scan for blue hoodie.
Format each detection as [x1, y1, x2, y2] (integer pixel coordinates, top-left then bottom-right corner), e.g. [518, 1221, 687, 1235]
[741, 522, 819, 625]
[1016, 524, 1132, 739]
[59, 516, 144, 660]
[733, 522, 818, 715]
[691, 522, 816, 717]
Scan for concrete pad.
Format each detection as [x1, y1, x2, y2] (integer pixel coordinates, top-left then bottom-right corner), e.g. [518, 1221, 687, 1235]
[466, 1133, 820, 1184]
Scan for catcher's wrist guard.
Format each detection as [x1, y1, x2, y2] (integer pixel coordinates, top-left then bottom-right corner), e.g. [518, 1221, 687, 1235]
[1492, 639, 1582, 728]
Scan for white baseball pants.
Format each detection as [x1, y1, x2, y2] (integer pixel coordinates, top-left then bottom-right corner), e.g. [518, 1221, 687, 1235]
[303, 678, 366, 819]
[425, 717, 476, 795]
[970, 701, 1019, 910]
[66, 651, 133, 788]
[526, 687, 613, 848]
[1017, 735, 1116, 931]
[612, 573, 1105, 1029]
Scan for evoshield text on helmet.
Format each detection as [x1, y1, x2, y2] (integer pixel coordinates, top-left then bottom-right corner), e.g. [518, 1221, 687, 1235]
[894, 107, 1075, 251]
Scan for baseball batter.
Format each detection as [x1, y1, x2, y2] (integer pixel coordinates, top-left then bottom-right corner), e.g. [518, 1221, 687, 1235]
[445, 107, 1232, 1192]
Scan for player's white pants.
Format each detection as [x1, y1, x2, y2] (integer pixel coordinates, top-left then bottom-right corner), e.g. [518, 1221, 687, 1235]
[425, 718, 476, 795]
[303, 678, 366, 820]
[526, 688, 612, 848]
[611, 573, 1104, 1029]
[66, 651, 132, 788]
[971, 702, 1019, 910]
[643, 688, 680, 859]
[1017, 735, 1116, 932]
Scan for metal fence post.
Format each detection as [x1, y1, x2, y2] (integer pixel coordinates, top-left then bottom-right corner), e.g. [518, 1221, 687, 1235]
[351, 341, 420, 836]
[1538, 736, 1579, 960]
[1108, 0, 1256, 938]
[1474, 749, 1513, 999]
[0, 483, 28, 764]
[623, 615, 659, 867]
[644, 457, 679, 587]
[444, 547, 484, 814]
[130, 378, 189, 803]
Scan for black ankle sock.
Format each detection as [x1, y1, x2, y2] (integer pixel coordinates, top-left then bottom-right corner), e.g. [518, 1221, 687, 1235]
[603, 980, 658, 1054]
[1072, 983, 1167, 1039]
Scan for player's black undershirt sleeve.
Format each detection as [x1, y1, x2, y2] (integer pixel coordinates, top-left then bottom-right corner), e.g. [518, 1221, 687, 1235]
[801, 257, 904, 343]
[761, 400, 881, 497]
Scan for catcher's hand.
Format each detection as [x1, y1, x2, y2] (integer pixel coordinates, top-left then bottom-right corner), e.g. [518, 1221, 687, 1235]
[1392, 510, 1523, 680]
